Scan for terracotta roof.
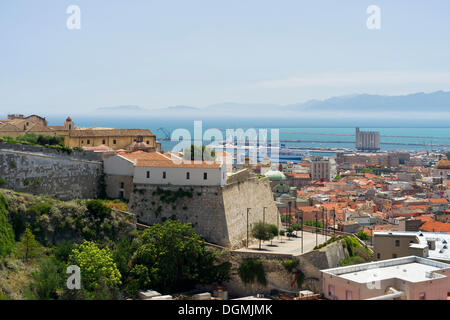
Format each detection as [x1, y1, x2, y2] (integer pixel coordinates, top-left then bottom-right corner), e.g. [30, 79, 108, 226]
[136, 159, 221, 169]
[429, 198, 449, 204]
[69, 129, 154, 137]
[416, 216, 450, 233]
[118, 151, 222, 169]
[118, 151, 169, 162]
[289, 173, 310, 179]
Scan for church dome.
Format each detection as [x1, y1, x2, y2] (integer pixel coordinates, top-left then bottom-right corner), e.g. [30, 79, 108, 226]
[264, 170, 286, 181]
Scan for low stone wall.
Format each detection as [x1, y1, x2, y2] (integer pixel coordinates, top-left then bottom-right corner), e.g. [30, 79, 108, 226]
[199, 240, 350, 297]
[0, 142, 103, 161]
[0, 148, 103, 200]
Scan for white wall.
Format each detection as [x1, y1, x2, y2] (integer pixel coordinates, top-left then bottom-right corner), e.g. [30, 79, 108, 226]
[134, 163, 226, 186]
[103, 155, 134, 176]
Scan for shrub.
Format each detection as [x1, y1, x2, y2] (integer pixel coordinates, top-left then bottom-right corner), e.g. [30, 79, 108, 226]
[86, 200, 112, 219]
[339, 255, 366, 266]
[283, 259, 299, 273]
[0, 194, 15, 256]
[0, 177, 6, 187]
[238, 259, 266, 286]
[356, 231, 370, 241]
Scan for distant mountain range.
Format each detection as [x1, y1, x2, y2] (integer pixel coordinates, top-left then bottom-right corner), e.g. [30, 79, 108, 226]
[94, 91, 450, 117]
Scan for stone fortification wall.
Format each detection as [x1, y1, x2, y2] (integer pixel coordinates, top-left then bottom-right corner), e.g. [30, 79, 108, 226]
[128, 176, 280, 248]
[0, 147, 103, 200]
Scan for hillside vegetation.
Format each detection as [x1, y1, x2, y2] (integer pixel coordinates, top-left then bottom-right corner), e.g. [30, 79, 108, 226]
[0, 189, 230, 300]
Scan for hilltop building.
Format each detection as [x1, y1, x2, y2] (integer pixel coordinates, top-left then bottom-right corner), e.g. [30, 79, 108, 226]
[355, 127, 380, 151]
[0, 114, 158, 151]
[104, 151, 226, 200]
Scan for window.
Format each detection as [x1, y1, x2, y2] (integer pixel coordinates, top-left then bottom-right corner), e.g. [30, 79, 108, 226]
[81, 140, 84, 144]
[103, 139, 106, 144]
[146, 141, 149, 145]
[87, 139, 90, 145]
[419, 292, 426, 300]
[395, 240, 400, 247]
[120, 182, 124, 189]
[377, 253, 380, 259]
[186, 172, 190, 180]
[345, 290, 352, 300]
[113, 139, 117, 144]
[146, 171, 150, 179]
[392, 254, 397, 258]
[328, 285, 335, 297]
[203, 172, 208, 180]
[163, 172, 166, 179]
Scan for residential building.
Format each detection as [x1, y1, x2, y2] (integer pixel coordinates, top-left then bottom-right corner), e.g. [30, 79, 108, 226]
[373, 231, 450, 263]
[321, 256, 450, 300]
[310, 157, 336, 182]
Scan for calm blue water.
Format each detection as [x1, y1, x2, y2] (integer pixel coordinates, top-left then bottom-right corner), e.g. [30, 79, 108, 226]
[46, 117, 450, 153]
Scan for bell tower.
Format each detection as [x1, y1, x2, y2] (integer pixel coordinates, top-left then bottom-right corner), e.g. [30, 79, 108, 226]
[64, 116, 74, 130]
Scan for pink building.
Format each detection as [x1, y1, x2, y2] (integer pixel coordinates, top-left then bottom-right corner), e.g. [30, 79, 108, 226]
[321, 256, 450, 300]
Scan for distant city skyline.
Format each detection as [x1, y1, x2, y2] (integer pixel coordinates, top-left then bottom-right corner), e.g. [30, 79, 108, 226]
[1, 1, 450, 115]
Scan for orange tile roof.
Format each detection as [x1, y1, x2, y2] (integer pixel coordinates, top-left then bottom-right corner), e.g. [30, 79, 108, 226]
[429, 198, 449, 204]
[119, 151, 221, 169]
[289, 173, 310, 179]
[416, 216, 450, 233]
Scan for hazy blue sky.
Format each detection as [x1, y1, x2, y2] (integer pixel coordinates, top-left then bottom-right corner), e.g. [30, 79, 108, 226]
[1, 0, 450, 115]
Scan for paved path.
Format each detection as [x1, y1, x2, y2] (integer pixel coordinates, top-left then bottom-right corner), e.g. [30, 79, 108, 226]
[235, 231, 334, 256]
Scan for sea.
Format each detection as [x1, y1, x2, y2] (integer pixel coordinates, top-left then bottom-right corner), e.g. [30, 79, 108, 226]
[46, 116, 450, 156]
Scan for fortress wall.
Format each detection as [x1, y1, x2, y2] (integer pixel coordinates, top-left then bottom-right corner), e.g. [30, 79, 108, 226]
[0, 148, 103, 200]
[127, 176, 281, 248]
[128, 184, 230, 245]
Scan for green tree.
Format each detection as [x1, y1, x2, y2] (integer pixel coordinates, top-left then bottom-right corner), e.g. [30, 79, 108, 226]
[129, 220, 228, 295]
[0, 194, 15, 256]
[446, 151, 450, 160]
[268, 224, 279, 246]
[69, 241, 121, 292]
[18, 228, 39, 261]
[29, 257, 64, 300]
[251, 221, 272, 249]
[183, 144, 216, 161]
[361, 167, 373, 173]
[356, 231, 369, 241]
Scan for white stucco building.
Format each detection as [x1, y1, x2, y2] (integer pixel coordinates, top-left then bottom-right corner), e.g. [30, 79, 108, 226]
[103, 151, 227, 199]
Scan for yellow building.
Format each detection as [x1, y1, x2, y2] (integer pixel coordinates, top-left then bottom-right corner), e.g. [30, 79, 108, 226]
[0, 114, 158, 151]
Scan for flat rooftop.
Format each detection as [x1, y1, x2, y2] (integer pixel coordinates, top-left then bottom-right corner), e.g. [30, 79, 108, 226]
[322, 256, 450, 283]
[374, 231, 450, 262]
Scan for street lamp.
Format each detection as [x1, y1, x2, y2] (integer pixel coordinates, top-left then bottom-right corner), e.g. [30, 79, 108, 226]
[288, 202, 292, 240]
[315, 210, 318, 247]
[263, 206, 267, 225]
[246, 208, 251, 248]
[300, 209, 304, 254]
